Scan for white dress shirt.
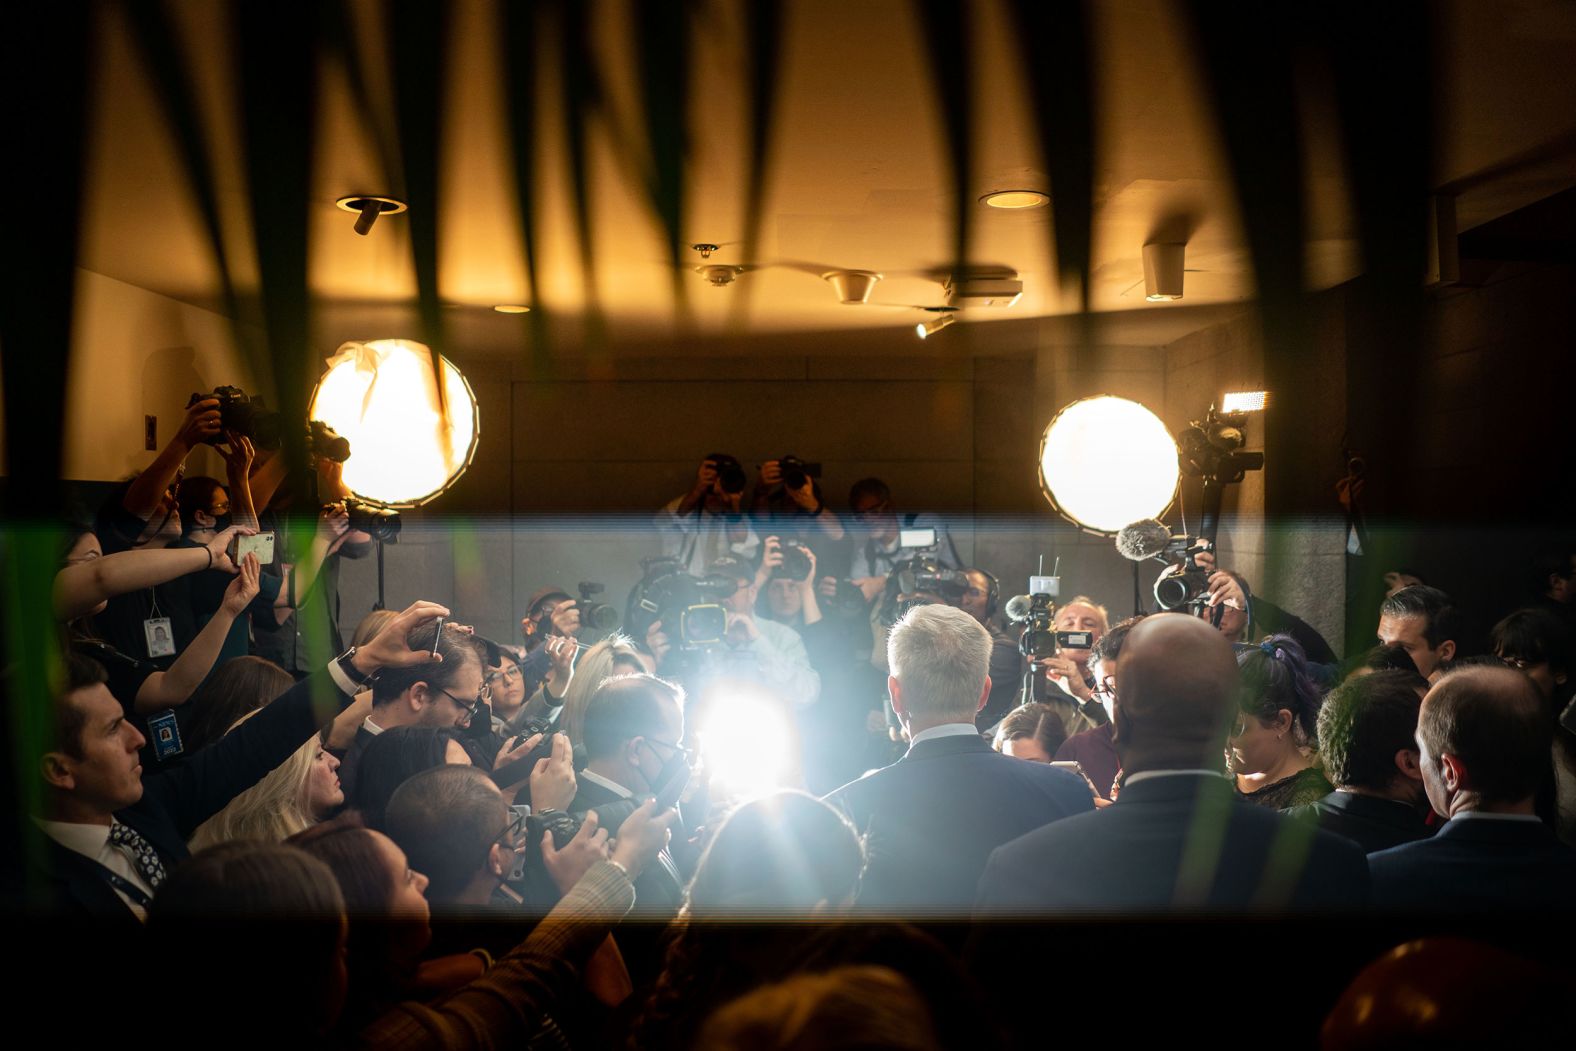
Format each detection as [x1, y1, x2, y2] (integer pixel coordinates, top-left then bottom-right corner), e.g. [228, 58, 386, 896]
[34, 818, 154, 921]
[579, 768, 634, 799]
[907, 722, 983, 747]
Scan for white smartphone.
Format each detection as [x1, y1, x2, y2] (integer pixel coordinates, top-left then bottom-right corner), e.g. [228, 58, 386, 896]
[229, 531, 276, 565]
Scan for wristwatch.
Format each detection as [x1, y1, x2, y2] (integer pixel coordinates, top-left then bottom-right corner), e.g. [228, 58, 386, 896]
[329, 646, 375, 695]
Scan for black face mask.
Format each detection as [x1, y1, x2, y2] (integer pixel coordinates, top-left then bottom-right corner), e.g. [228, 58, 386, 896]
[646, 745, 691, 801]
[211, 514, 233, 533]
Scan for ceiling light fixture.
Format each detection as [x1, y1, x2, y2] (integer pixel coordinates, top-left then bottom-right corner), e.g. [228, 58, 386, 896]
[822, 270, 883, 304]
[335, 195, 408, 236]
[916, 313, 957, 340]
[492, 304, 530, 314]
[981, 190, 1050, 209]
[309, 339, 479, 507]
[1142, 242, 1186, 301]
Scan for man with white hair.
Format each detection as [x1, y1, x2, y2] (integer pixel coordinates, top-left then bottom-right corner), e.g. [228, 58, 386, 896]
[824, 604, 1095, 914]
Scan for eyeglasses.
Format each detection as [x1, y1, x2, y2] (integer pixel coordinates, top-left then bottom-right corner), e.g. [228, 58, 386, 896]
[851, 501, 892, 519]
[433, 684, 486, 722]
[642, 737, 695, 763]
[1498, 655, 1533, 671]
[495, 807, 529, 851]
[487, 665, 522, 686]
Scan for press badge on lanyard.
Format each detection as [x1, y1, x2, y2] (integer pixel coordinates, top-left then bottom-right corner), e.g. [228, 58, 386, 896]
[148, 709, 184, 761]
[144, 590, 175, 658]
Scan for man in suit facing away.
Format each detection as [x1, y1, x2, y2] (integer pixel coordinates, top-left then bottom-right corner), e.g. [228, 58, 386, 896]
[1368, 665, 1576, 910]
[824, 603, 1094, 916]
[976, 613, 1370, 913]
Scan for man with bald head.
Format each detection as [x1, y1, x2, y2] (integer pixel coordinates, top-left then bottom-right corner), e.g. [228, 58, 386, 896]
[1367, 666, 1576, 910]
[976, 614, 1369, 911]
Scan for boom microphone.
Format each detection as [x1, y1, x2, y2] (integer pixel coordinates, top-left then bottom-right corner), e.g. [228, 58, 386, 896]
[1115, 519, 1173, 561]
[1003, 595, 1035, 623]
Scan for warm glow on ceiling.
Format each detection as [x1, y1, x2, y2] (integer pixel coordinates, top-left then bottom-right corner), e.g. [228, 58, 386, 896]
[981, 190, 1050, 209]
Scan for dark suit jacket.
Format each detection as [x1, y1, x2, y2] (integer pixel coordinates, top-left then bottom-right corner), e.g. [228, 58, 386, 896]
[567, 777, 683, 916]
[976, 772, 1370, 913]
[1368, 815, 1576, 911]
[336, 724, 378, 803]
[824, 732, 1095, 914]
[37, 669, 349, 925]
[1286, 790, 1433, 854]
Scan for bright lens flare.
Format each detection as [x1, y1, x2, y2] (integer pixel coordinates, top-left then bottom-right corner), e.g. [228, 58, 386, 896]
[1039, 395, 1179, 535]
[309, 339, 479, 506]
[697, 688, 795, 800]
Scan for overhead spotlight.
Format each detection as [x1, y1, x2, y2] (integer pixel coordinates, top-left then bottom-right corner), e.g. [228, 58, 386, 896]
[335, 195, 408, 236]
[1038, 395, 1180, 535]
[1220, 390, 1269, 413]
[916, 313, 957, 340]
[981, 190, 1050, 210]
[1142, 242, 1186, 301]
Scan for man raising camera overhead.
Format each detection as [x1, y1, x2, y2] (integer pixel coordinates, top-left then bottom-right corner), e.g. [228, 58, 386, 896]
[655, 454, 761, 575]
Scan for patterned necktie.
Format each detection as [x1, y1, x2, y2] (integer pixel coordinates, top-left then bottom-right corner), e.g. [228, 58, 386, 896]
[108, 821, 167, 890]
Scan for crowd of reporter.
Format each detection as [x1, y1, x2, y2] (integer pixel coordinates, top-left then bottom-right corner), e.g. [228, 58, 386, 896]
[13, 429, 1576, 1047]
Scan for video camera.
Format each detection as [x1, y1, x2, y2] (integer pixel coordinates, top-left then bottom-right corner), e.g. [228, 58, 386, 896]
[340, 497, 402, 543]
[878, 555, 969, 625]
[1114, 518, 1213, 611]
[1004, 572, 1061, 658]
[630, 557, 738, 650]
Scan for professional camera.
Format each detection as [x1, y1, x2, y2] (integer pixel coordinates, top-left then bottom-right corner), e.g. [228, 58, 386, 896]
[306, 419, 351, 463]
[576, 582, 621, 632]
[1003, 572, 1062, 658]
[778, 454, 822, 491]
[629, 557, 737, 650]
[186, 386, 282, 448]
[340, 497, 402, 543]
[1114, 519, 1215, 612]
[706, 453, 748, 496]
[818, 578, 870, 617]
[879, 556, 969, 625]
[773, 539, 814, 582]
[1153, 561, 1211, 611]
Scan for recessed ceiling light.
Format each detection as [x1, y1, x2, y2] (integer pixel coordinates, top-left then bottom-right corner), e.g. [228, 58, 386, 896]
[981, 190, 1049, 210]
[493, 304, 531, 314]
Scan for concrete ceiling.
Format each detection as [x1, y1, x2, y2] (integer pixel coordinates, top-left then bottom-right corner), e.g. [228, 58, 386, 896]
[77, 0, 1576, 352]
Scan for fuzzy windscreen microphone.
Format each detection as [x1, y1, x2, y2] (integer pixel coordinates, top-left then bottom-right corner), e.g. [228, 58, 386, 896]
[1115, 519, 1173, 561]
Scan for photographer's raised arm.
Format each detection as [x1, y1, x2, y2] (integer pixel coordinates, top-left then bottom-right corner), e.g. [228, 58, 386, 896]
[133, 553, 261, 714]
[220, 430, 260, 533]
[247, 447, 288, 513]
[123, 397, 221, 519]
[53, 526, 250, 621]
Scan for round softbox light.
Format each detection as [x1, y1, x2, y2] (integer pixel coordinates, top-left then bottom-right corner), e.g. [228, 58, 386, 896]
[308, 339, 479, 507]
[1038, 395, 1179, 535]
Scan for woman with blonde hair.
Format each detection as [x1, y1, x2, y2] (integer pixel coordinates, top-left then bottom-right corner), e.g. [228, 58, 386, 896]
[558, 632, 646, 751]
[189, 714, 344, 849]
